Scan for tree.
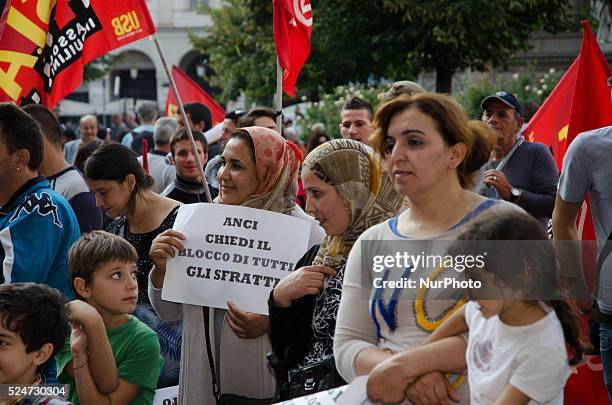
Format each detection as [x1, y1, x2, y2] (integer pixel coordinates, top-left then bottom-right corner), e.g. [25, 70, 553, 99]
[193, 0, 576, 102]
[381, 0, 575, 93]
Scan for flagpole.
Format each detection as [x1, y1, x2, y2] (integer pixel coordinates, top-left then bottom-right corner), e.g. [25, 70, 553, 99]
[276, 56, 283, 132]
[151, 34, 212, 204]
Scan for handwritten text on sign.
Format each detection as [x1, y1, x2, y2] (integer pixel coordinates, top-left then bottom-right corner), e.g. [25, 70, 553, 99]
[162, 204, 310, 314]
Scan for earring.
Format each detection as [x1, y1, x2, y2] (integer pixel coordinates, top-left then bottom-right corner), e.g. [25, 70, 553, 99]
[16, 166, 20, 171]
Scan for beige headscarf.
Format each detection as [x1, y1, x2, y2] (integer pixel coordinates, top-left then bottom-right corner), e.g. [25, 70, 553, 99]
[303, 139, 403, 268]
[218, 126, 301, 214]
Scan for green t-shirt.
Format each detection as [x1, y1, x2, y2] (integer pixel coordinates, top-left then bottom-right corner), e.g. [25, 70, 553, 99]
[56, 316, 163, 405]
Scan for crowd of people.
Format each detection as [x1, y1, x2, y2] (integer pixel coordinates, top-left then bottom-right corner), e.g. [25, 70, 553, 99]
[0, 78, 610, 405]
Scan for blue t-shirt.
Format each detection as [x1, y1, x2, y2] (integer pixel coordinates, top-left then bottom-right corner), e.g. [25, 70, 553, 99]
[0, 177, 80, 298]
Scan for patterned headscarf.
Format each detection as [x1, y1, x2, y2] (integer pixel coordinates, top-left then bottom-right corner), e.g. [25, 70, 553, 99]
[219, 126, 300, 214]
[303, 139, 403, 268]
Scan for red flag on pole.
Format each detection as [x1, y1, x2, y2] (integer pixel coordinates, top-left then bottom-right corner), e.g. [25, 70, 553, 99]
[273, 0, 312, 97]
[0, 0, 156, 107]
[524, 21, 611, 169]
[164, 65, 225, 126]
[524, 21, 612, 405]
[523, 20, 611, 243]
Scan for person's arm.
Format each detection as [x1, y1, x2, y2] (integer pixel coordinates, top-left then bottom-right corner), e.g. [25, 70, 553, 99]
[552, 194, 581, 242]
[334, 239, 384, 381]
[494, 385, 530, 405]
[424, 304, 468, 344]
[226, 301, 269, 339]
[66, 301, 118, 393]
[366, 306, 468, 404]
[148, 271, 183, 321]
[73, 367, 140, 405]
[68, 322, 139, 405]
[268, 291, 314, 364]
[516, 145, 559, 219]
[149, 229, 186, 289]
[367, 337, 467, 403]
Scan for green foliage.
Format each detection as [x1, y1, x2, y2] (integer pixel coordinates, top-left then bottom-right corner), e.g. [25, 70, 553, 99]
[456, 68, 563, 119]
[191, 0, 276, 104]
[193, 0, 577, 102]
[380, 0, 575, 92]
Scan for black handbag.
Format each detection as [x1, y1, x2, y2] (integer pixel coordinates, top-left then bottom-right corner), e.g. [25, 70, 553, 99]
[218, 394, 275, 405]
[285, 357, 345, 399]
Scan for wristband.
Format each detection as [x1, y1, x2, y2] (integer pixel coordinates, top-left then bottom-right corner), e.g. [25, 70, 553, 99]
[73, 360, 88, 370]
[578, 300, 597, 315]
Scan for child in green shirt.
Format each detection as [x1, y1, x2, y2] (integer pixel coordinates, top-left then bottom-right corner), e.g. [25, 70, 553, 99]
[56, 231, 163, 404]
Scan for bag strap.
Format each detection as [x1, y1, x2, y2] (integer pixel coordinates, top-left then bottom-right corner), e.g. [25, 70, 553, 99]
[203, 307, 221, 403]
[495, 135, 524, 172]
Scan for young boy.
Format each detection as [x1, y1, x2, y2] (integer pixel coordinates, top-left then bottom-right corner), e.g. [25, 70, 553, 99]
[0, 283, 70, 403]
[56, 231, 163, 404]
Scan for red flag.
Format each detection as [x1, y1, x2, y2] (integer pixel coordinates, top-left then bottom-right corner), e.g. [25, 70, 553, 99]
[164, 65, 225, 126]
[273, 0, 312, 97]
[524, 21, 612, 405]
[0, 0, 155, 107]
[524, 21, 611, 169]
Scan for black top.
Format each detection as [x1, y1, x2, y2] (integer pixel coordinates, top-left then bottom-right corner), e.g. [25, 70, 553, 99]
[106, 206, 180, 305]
[164, 174, 218, 203]
[268, 245, 321, 368]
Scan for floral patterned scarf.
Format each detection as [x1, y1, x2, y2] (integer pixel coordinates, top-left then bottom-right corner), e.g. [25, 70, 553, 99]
[303, 139, 403, 268]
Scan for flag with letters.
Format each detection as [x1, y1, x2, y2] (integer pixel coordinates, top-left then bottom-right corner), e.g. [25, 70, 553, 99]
[0, 0, 156, 107]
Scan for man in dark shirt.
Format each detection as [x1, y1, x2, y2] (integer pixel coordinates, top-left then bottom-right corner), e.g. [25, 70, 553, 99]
[162, 127, 216, 203]
[477, 91, 559, 225]
[22, 104, 102, 234]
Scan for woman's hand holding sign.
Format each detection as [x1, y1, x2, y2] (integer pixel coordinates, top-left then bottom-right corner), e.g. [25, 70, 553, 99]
[150, 229, 186, 288]
[272, 265, 337, 308]
[226, 301, 269, 339]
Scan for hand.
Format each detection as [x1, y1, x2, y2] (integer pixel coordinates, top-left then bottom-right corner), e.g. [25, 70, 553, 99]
[70, 322, 89, 358]
[272, 265, 337, 307]
[367, 355, 415, 403]
[226, 301, 269, 339]
[482, 169, 512, 200]
[149, 229, 186, 274]
[66, 300, 100, 326]
[404, 371, 460, 405]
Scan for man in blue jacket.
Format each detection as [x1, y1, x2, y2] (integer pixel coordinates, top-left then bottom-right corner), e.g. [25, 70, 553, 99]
[0, 103, 80, 299]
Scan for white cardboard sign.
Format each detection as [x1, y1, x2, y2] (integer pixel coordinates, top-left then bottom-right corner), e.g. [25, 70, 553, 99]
[152, 385, 179, 405]
[162, 203, 310, 314]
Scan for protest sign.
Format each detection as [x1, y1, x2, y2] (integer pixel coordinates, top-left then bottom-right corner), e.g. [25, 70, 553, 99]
[274, 385, 347, 405]
[152, 385, 178, 405]
[162, 203, 311, 314]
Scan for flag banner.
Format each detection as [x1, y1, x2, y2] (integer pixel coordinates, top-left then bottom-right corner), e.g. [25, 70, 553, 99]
[524, 21, 611, 170]
[164, 65, 225, 126]
[0, 0, 156, 107]
[273, 0, 312, 97]
[524, 21, 611, 405]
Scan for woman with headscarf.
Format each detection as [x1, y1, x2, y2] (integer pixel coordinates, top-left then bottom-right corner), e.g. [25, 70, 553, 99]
[268, 139, 403, 399]
[148, 127, 325, 404]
